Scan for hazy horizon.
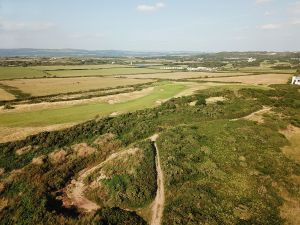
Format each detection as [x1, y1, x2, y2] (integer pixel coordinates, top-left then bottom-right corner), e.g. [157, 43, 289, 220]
[0, 0, 300, 52]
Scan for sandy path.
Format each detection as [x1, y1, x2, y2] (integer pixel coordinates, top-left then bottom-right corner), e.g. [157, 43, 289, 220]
[231, 106, 272, 123]
[64, 148, 139, 212]
[150, 134, 165, 225]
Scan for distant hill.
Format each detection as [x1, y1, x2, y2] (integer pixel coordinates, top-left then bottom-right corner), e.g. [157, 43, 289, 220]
[0, 49, 201, 57]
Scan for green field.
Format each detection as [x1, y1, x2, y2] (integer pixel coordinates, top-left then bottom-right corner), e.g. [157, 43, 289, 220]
[47, 67, 168, 77]
[0, 67, 47, 80]
[0, 83, 186, 126]
[239, 65, 296, 74]
[32, 64, 130, 71]
[0, 66, 170, 80]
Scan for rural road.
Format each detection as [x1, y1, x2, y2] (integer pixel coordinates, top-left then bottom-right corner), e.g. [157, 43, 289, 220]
[150, 134, 165, 225]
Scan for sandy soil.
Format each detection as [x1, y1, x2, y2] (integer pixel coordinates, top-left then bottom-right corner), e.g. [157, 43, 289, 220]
[150, 134, 165, 225]
[0, 88, 15, 101]
[174, 82, 231, 98]
[63, 148, 139, 212]
[0, 123, 75, 143]
[206, 96, 227, 104]
[242, 106, 272, 123]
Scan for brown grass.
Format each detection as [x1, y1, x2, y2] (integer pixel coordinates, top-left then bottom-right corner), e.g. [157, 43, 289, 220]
[195, 74, 292, 85]
[49, 149, 67, 164]
[16, 145, 33, 156]
[120, 72, 251, 80]
[0, 123, 75, 143]
[279, 125, 300, 225]
[0, 88, 15, 101]
[280, 125, 300, 163]
[0, 77, 154, 96]
[72, 143, 96, 157]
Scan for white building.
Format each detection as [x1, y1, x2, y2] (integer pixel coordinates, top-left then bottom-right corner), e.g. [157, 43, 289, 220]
[291, 76, 300, 85]
[248, 57, 256, 63]
[161, 66, 184, 70]
[187, 67, 216, 72]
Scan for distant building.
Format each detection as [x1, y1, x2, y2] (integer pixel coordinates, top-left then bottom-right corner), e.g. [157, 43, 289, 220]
[161, 66, 184, 70]
[187, 67, 216, 72]
[248, 57, 256, 63]
[291, 76, 300, 85]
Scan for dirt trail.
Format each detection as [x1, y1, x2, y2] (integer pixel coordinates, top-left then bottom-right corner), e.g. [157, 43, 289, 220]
[64, 148, 139, 212]
[150, 134, 165, 225]
[231, 106, 272, 123]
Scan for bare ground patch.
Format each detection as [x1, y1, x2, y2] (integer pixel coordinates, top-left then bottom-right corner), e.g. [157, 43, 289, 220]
[0, 123, 75, 143]
[72, 143, 96, 158]
[63, 147, 139, 212]
[206, 96, 227, 104]
[242, 106, 272, 123]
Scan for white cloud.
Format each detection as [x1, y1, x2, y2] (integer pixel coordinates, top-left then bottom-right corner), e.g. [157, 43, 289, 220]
[259, 23, 281, 29]
[289, 1, 300, 14]
[69, 33, 104, 39]
[137, 2, 165, 12]
[264, 11, 274, 16]
[0, 19, 55, 31]
[255, 0, 272, 5]
[290, 20, 300, 25]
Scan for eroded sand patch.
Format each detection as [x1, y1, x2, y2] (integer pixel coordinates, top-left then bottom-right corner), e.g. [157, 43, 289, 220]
[0, 123, 75, 143]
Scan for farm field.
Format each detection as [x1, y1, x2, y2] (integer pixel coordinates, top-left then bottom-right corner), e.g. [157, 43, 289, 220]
[0, 67, 47, 80]
[120, 71, 252, 80]
[0, 83, 186, 127]
[47, 67, 169, 77]
[0, 88, 15, 101]
[0, 77, 154, 96]
[32, 64, 130, 70]
[238, 66, 296, 74]
[194, 73, 292, 85]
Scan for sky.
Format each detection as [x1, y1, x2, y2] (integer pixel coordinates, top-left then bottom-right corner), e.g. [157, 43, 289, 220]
[0, 0, 299, 52]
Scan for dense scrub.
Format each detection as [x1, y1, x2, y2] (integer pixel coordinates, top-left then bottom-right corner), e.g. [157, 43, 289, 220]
[0, 84, 299, 224]
[158, 120, 300, 224]
[85, 141, 157, 209]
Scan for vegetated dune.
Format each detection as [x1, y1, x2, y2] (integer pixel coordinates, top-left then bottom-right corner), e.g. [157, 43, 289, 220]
[195, 73, 292, 85]
[280, 125, 300, 225]
[0, 77, 154, 97]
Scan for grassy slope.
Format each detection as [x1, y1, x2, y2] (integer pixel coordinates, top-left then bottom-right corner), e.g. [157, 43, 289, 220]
[0, 84, 299, 224]
[0, 83, 186, 126]
[158, 120, 299, 225]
